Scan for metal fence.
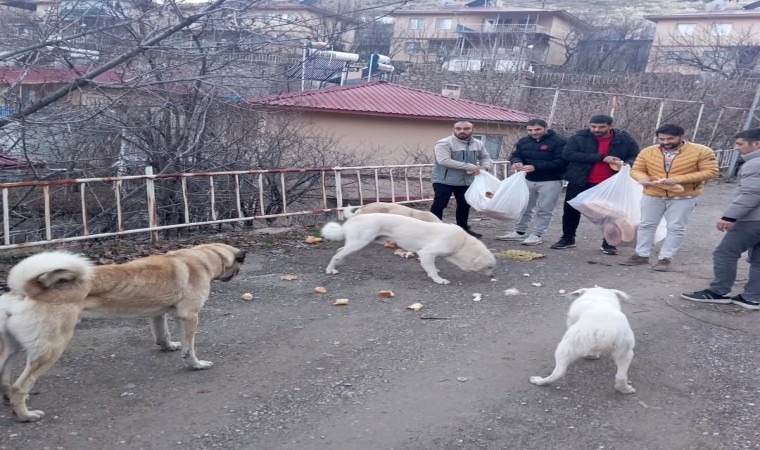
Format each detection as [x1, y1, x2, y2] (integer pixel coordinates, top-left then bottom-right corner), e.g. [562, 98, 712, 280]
[0, 162, 512, 249]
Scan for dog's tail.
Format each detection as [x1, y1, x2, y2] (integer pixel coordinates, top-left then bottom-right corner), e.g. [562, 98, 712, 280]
[320, 221, 345, 241]
[342, 204, 361, 220]
[8, 251, 93, 301]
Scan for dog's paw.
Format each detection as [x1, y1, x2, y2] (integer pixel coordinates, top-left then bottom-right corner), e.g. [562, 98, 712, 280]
[433, 278, 450, 285]
[190, 360, 214, 370]
[529, 376, 547, 386]
[326, 268, 339, 275]
[158, 341, 182, 351]
[13, 409, 45, 422]
[616, 383, 635, 394]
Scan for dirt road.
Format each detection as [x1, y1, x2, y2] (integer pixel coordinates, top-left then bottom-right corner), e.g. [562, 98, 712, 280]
[1, 181, 758, 450]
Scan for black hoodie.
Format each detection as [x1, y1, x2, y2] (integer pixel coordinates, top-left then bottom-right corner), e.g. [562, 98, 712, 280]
[509, 129, 568, 182]
[562, 128, 640, 187]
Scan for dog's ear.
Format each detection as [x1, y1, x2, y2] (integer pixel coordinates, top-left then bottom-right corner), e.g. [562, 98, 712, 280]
[37, 269, 81, 289]
[234, 250, 246, 263]
[567, 288, 588, 299]
[611, 289, 631, 303]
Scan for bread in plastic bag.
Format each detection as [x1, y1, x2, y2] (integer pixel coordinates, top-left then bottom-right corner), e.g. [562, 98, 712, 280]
[465, 171, 530, 221]
[567, 165, 666, 247]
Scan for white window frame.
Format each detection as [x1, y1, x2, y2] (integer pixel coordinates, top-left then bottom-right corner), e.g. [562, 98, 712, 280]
[404, 41, 423, 52]
[710, 23, 732, 36]
[408, 18, 426, 30]
[675, 23, 696, 36]
[435, 18, 453, 30]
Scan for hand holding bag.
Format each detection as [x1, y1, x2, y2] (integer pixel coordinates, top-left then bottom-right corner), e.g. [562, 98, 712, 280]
[465, 171, 530, 221]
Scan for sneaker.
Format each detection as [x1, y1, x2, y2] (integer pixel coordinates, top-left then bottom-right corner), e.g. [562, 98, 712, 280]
[550, 237, 576, 249]
[466, 229, 483, 239]
[731, 294, 760, 310]
[652, 258, 672, 272]
[496, 231, 525, 241]
[619, 254, 649, 266]
[521, 234, 542, 246]
[601, 241, 618, 255]
[680, 289, 731, 304]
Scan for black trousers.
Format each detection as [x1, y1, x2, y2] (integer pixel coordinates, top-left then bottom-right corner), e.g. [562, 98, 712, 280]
[430, 183, 470, 230]
[561, 182, 599, 240]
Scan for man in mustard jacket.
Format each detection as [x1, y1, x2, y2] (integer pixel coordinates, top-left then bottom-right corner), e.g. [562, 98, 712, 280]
[620, 124, 719, 271]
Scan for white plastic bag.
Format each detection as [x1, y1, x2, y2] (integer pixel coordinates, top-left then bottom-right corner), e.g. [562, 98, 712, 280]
[567, 165, 666, 247]
[465, 171, 530, 221]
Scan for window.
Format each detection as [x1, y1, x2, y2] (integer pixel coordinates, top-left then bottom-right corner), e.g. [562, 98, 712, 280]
[675, 23, 696, 36]
[435, 18, 453, 30]
[710, 23, 732, 36]
[703, 49, 729, 66]
[665, 50, 690, 63]
[408, 18, 426, 30]
[472, 135, 504, 159]
[404, 41, 423, 52]
[594, 44, 611, 54]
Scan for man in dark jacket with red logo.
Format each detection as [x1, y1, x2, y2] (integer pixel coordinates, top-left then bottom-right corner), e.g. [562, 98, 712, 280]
[497, 119, 567, 246]
[551, 114, 640, 255]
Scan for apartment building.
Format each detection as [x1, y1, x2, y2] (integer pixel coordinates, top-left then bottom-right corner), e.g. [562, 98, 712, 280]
[646, 3, 760, 77]
[389, 4, 587, 72]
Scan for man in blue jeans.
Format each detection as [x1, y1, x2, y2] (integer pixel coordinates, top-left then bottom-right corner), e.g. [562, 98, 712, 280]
[430, 121, 493, 238]
[681, 128, 760, 310]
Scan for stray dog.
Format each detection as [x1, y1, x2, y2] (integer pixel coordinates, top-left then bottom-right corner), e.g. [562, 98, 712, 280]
[0, 243, 245, 422]
[321, 213, 495, 284]
[529, 287, 636, 394]
[343, 202, 441, 223]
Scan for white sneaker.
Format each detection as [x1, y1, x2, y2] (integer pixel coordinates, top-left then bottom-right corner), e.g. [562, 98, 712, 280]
[521, 234, 542, 246]
[495, 231, 526, 241]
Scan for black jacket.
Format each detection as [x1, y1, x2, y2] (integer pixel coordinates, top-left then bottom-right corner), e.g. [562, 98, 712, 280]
[562, 129, 640, 187]
[509, 130, 568, 182]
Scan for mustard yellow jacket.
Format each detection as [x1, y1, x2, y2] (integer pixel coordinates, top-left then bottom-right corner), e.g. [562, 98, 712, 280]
[630, 142, 719, 197]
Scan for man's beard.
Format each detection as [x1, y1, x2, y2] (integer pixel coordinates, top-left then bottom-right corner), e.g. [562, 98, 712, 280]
[661, 142, 681, 149]
[456, 132, 472, 140]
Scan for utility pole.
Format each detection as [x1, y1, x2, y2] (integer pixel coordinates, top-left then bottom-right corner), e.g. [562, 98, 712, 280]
[743, 82, 760, 130]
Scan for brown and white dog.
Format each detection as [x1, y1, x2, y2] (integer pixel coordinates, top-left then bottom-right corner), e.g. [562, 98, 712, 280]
[0, 243, 245, 422]
[343, 202, 441, 223]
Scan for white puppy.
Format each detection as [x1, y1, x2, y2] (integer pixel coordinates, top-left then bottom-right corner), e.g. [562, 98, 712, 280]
[321, 213, 495, 284]
[529, 287, 636, 394]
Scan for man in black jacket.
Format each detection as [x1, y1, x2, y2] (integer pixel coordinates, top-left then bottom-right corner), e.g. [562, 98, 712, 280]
[497, 119, 567, 246]
[551, 114, 640, 254]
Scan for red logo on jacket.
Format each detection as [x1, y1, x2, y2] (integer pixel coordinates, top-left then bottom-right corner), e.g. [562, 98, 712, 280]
[540, 145, 549, 150]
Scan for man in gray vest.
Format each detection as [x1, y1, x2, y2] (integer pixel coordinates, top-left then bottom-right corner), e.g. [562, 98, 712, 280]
[430, 120, 494, 238]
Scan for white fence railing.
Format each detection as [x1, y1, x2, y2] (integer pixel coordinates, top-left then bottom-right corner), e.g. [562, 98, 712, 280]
[0, 162, 512, 249]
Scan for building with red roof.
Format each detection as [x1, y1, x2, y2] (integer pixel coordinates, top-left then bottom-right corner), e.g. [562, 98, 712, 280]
[247, 81, 533, 163]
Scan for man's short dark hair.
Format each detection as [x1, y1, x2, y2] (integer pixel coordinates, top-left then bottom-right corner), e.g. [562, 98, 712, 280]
[735, 128, 760, 143]
[526, 118, 548, 128]
[655, 124, 685, 136]
[589, 114, 613, 125]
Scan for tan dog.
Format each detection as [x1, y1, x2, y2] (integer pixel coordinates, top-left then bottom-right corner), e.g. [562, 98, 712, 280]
[322, 214, 495, 284]
[344, 202, 441, 223]
[0, 243, 245, 422]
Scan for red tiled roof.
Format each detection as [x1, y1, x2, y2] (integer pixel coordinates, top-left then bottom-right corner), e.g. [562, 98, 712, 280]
[0, 67, 125, 85]
[247, 81, 533, 123]
[0, 153, 45, 169]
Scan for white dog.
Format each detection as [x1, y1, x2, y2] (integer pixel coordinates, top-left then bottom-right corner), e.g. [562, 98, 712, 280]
[321, 213, 495, 284]
[343, 202, 441, 223]
[529, 287, 636, 394]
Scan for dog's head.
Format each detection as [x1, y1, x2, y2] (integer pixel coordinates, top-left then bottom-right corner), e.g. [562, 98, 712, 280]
[447, 242, 497, 277]
[567, 286, 630, 306]
[197, 243, 246, 282]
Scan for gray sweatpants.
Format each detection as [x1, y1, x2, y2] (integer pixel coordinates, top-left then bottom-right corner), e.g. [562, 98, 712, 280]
[514, 180, 563, 236]
[709, 220, 760, 302]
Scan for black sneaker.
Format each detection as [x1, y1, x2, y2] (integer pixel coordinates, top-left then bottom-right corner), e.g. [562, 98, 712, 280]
[466, 229, 483, 239]
[601, 241, 618, 255]
[731, 294, 760, 310]
[680, 289, 731, 304]
[550, 237, 576, 249]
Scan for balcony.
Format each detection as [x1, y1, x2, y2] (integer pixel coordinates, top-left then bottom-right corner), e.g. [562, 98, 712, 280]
[455, 23, 551, 35]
